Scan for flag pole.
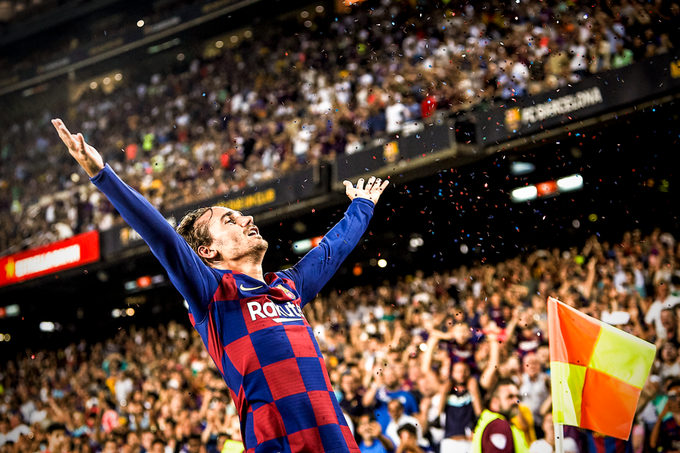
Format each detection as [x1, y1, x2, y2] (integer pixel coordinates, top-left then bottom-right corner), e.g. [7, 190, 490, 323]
[555, 422, 565, 453]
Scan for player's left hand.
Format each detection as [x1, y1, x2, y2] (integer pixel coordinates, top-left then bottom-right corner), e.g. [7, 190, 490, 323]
[343, 176, 390, 205]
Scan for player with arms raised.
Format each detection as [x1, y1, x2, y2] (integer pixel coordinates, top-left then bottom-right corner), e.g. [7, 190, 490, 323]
[52, 118, 389, 453]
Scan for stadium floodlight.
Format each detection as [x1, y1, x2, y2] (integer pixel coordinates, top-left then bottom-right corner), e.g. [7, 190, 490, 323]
[39, 322, 55, 332]
[510, 161, 536, 176]
[378, 259, 387, 268]
[292, 239, 312, 254]
[510, 185, 538, 202]
[556, 174, 584, 192]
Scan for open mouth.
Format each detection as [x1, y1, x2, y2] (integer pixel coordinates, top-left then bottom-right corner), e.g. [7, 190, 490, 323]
[247, 227, 259, 237]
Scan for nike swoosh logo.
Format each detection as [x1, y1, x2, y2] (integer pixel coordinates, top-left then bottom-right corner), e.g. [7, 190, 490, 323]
[240, 284, 264, 291]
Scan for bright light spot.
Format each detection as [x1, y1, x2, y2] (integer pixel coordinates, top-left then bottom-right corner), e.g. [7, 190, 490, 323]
[583, 14, 588, 19]
[89, 81, 98, 89]
[378, 259, 387, 268]
[137, 20, 145, 27]
[572, 219, 581, 228]
[315, 5, 324, 12]
[301, 11, 309, 18]
[589, 214, 598, 222]
[510, 161, 535, 176]
[70, 173, 80, 183]
[215, 40, 224, 48]
[510, 185, 538, 202]
[39, 322, 55, 332]
[460, 244, 469, 254]
[230, 35, 238, 43]
[556, 174, 583, 191]
[409, 237, 424, 248]
[112, 309, 121, 318]
[3, 335, 9, 341]
[126, 308, 135, 316]
[419, 343, 428, 352]
[304, 20, 312, 27]
[114, 73, 123, 81]
[103, 77, 111, 85]
[177, 53, 185, 61]
[0, 334, 3, 342]
[243, 30, 252, 38]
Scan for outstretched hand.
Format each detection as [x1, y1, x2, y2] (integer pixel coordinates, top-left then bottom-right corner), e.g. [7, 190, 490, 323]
[52, 118, 104, 178]
[343, 176, 390, 205]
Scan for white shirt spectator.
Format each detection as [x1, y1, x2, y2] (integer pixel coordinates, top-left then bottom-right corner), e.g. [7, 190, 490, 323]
[385, 414, 425, 448]
[6, 424, 30, 443]
[519, 371, 550, 424]
[385, 102, 410, 134]
[645, 295, 680, 339]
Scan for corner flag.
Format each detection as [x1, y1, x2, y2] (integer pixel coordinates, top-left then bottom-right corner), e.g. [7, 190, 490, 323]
[548, 297, 656, 439]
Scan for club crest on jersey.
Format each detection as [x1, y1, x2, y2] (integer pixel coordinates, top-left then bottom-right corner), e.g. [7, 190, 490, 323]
[246, 300, 304, 323]
[276, 284, 296, 300]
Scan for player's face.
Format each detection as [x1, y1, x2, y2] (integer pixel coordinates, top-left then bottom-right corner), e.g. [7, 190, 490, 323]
[200, 207, 268, 261]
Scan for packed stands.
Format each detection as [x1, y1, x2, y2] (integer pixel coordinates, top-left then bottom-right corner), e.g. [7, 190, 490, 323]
[0, 226, 678, 452]
[2, 0, 679, 257]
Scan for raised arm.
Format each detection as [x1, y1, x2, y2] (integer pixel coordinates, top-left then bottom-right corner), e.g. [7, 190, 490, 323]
[280, 176, 390, 307]
[52, 119, 216, 321]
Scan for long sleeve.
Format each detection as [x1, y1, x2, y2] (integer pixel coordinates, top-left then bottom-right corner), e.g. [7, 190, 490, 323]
[279, 197, 374, 307]
[91, 164, 218, 322]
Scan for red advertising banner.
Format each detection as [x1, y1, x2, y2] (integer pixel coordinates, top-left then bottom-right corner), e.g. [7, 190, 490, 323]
[0, 231, 100, 287]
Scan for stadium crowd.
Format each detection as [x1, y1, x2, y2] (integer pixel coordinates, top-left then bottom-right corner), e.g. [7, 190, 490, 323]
[2, 0, 680, 257]
[1, 226, 680, 453]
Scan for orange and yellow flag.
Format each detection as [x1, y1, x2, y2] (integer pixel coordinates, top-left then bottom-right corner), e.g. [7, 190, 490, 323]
[548, 297, 656, 440]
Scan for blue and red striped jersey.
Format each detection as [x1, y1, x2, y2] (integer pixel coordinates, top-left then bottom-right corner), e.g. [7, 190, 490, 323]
[92, 164, 373, 452]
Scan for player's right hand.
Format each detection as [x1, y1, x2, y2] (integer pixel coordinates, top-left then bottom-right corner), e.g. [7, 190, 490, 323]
[52, 118, 105, 178]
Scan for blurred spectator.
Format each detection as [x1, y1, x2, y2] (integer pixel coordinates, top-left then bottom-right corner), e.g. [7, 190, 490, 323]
[396, 423, 426, 453]
[364, 364, 419, 432]
[518, 354, 551, 431]
[385, 399, 426, 450]
[529, 413, 580, 453]
[650, 379, 680, 453]
[357, 413, 395, 453]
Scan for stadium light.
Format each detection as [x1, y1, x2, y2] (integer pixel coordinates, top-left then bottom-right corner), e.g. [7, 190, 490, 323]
[510, 161, 535, 176]
[556, 174, 584, 192]
[378, 259, 387, 268]
[292, 239, 312, 254]
[39, 322, 55, 332]
[137, 20, 145, 27]
[510, 185, 537, 202]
